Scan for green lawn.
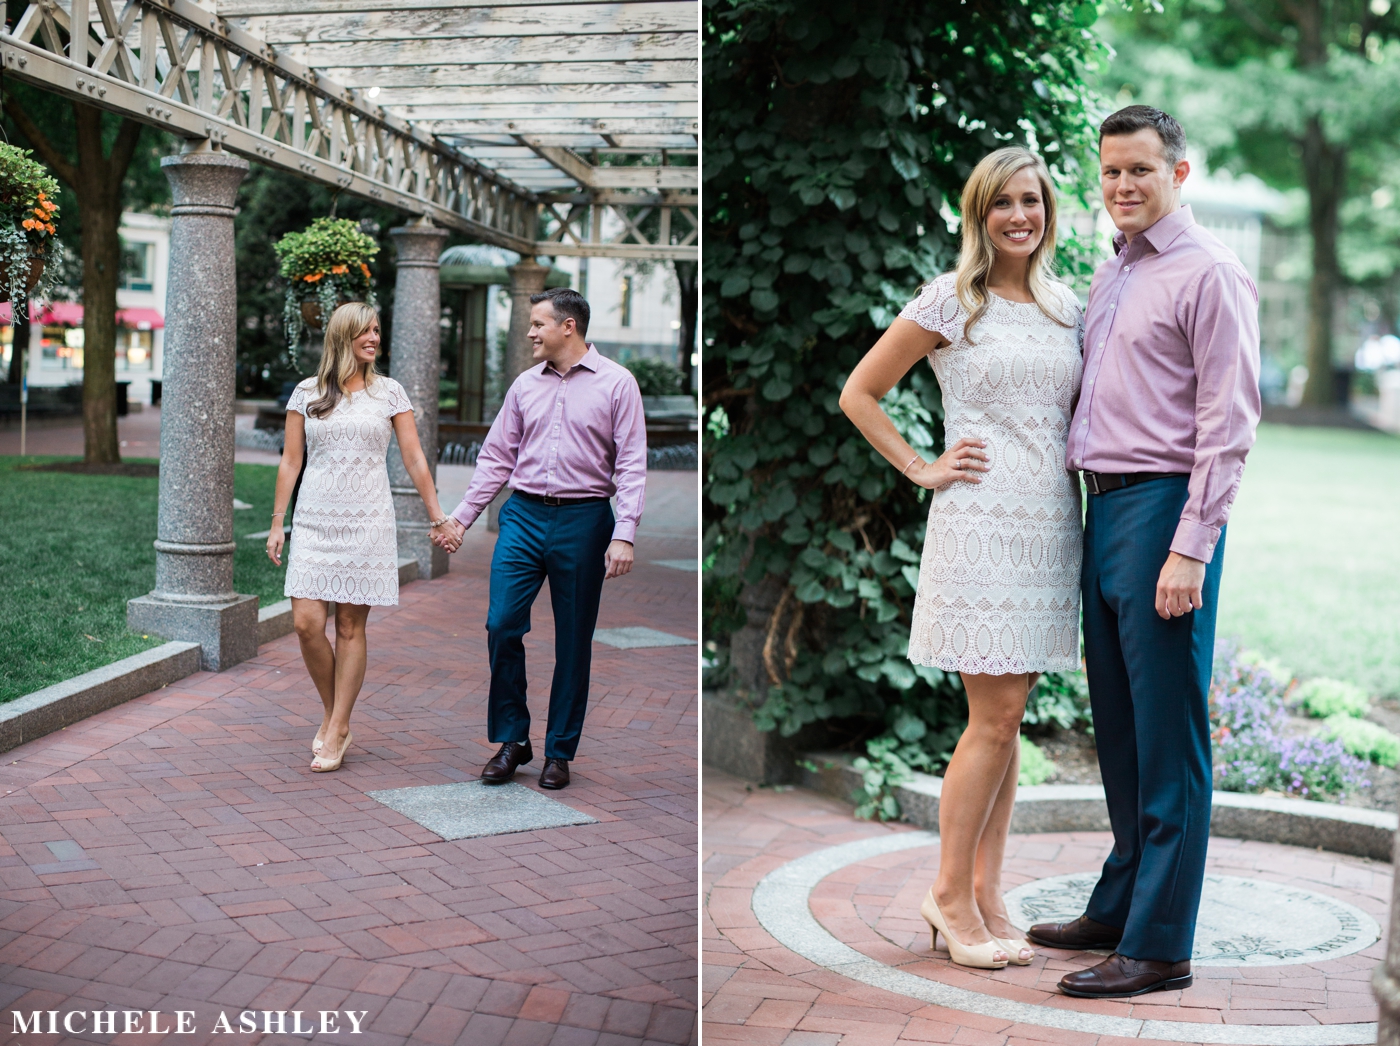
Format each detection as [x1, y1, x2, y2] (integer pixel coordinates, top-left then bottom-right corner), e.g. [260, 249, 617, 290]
[0, 456, 287, 703]
[1218, 423, 1400, 699]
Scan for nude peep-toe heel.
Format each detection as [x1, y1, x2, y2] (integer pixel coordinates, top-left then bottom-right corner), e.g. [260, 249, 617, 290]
[920, 890, 1009, 970]
[311, 732, 352, 772]
[995, 937, 1035, 965]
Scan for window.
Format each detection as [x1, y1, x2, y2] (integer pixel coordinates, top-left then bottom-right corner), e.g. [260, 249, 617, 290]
[619, 276, 632, 327]
[118, 329, 153, 371]
[120, 240, 154, 291]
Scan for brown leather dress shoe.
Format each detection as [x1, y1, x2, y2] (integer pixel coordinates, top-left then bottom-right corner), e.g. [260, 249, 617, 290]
[481, 741, 533, 783]
[1026, 914, 1123, 950]
[539, 758, 570, 790]
[1060, 954, 1192, 998]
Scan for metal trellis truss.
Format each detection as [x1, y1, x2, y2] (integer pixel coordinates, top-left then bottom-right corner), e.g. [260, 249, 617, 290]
[0, 0, 697, 261]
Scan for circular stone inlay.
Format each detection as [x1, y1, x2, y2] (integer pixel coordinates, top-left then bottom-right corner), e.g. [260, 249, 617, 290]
[1005, 873, 1380, 967]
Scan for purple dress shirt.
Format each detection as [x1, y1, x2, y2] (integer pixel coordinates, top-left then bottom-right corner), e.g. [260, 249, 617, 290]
[450, 344, 648, 543]
[1066, 206, 1261, 564]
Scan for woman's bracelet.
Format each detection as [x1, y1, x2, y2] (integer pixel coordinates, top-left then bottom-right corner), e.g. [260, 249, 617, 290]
[271, 511, 285, 518]
[901, 453, 922, 477]
[429, 515, 451, 528]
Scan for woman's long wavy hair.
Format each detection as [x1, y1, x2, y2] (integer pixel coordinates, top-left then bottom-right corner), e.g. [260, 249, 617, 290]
[307, 302, 380, 419]
[953, 147, 1073, 342]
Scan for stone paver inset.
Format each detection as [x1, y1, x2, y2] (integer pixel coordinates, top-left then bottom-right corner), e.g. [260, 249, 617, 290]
[365, 781, 599, 841]
[594, 628, 698, 649]
[704, 771, 1388, 1046]
[0, 474, 698, 1046]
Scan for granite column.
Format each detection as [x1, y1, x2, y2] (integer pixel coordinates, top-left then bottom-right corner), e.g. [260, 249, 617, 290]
[128, 145, 256, 671]
[504, 258, 549, 384]
[386, 218, 449, 580]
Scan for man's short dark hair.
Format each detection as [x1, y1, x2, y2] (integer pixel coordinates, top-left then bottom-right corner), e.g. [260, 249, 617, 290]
[530, 286, 590, 338]
[1099, 105, 1186, 165]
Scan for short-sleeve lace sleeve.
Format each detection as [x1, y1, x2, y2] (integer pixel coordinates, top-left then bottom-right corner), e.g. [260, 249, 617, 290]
[286, 378, 316, 416]
[899, 274, 963, 343]
[382, 378, 414, 417]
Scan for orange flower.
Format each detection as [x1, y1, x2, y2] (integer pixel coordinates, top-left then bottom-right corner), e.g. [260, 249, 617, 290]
[44, 224, 55, 234]
[304, 272, 324, 283]
[21, 219, 37, 230]
[360, 262, 371, 278]
[331, 264, 348, 275]
[41, 200, 57, 213]
[32, 208, 47, 219]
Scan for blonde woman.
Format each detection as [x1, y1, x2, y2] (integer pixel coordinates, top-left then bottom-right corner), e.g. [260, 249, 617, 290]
[266, 302, 453, 772]
[840, 148, 1084, 970]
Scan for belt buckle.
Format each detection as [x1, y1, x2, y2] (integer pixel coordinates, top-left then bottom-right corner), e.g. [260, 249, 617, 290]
[542, 495, 562, 507]
[1083, 471, 1101, 496]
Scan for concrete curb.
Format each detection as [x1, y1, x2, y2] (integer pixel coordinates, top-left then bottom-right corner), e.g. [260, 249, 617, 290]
[1, 557, 425, 756]
[801, 753, 1398, 862]
[0, 641, 202, 755]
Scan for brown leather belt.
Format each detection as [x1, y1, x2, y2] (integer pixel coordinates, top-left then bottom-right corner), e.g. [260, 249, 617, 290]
[1081, 471, 1188, 496]
[513, 490, 610, 507]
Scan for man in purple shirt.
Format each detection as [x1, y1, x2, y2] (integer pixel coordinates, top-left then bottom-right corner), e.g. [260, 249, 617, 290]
[433, 287, 647, 790]
[1026, 107, 1261, 996]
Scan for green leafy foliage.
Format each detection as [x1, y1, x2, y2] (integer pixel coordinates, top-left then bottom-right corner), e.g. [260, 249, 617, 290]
[274, 217, 379, 348]
[1294, 677, 1371, 719]
[1322, 714, 1400, 767]
[1023, 669, 1093, 735]
[625, 357, 688, 396]
[0, 142, 62, 305]
[703, 0, 1105, 814]
[1018, 736, 1056, 786]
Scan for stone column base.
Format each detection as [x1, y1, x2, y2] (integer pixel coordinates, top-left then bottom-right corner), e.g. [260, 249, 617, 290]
[128, 593, 259, 672]
[397, 524, 449, 580]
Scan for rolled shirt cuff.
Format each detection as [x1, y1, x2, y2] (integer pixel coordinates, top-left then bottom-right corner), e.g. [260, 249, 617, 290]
[611, 520, 637, 544]
[1169, 518, 1220, 564]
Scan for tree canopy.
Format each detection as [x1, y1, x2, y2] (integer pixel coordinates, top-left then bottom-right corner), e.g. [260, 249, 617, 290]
[1099, 0, 1400, 398]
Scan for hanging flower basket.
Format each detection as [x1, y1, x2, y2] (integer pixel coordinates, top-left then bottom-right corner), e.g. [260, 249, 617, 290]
[0, 142, 61, 306]
[274, 217, 379, 347]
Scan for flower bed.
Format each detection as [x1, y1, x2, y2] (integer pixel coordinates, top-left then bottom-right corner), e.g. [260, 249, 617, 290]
[1210, 643, 1371, 800]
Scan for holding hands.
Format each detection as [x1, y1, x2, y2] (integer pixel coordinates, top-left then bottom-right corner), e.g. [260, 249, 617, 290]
[907, 437, 990, 490]
[432, 517, 466, 553]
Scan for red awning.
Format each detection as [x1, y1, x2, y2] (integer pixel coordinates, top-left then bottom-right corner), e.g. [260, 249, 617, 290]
[116, 308, 164, 330]
[35, 302, 84, 326]
[0, 303, 164, 328]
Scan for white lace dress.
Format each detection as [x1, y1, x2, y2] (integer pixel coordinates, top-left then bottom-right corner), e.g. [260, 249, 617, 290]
[284, 376, 413, 606]
[900, 274, 1084, 675]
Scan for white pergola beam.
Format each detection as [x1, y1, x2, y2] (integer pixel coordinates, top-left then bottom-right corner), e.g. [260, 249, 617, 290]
[236, 3, 695, 37]
[311, 60, 696, 87]
[219, 0, 683, 12]
[430, 117, 697, 135]
[249, 34, 694, 67]
[357, 83, 695, 106]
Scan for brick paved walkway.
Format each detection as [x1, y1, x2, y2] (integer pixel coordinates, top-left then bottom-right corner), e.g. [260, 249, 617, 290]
[703, 771, 1388, 1046]
[0, 475, 698, 1045]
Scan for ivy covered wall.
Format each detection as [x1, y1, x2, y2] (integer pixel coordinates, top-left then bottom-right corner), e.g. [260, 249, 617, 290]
[702, 0, 1105, 807]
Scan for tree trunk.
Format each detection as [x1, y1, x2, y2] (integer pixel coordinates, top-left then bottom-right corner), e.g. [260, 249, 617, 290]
[1300, 115, 1346, 408]
[79, 186, 122, 461]
[7, 305, 28, 385]
[73, 103, 136, 464]
[674, 259, 697, 392]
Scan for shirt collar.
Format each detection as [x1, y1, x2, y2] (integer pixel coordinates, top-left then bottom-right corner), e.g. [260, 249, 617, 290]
[1114, 204, 1195, 256]
[541, 343, 601, 377]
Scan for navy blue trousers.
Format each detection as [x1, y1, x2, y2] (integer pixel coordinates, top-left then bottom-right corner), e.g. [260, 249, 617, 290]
[486, 494, 614, 760]
[1082, 476, 1225, 963]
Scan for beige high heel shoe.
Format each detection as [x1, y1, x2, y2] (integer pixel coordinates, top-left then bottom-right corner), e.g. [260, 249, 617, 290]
[920, 890, 1009, 970]
[995, 936, 1035, 965]
[311, 731, 352, 772]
